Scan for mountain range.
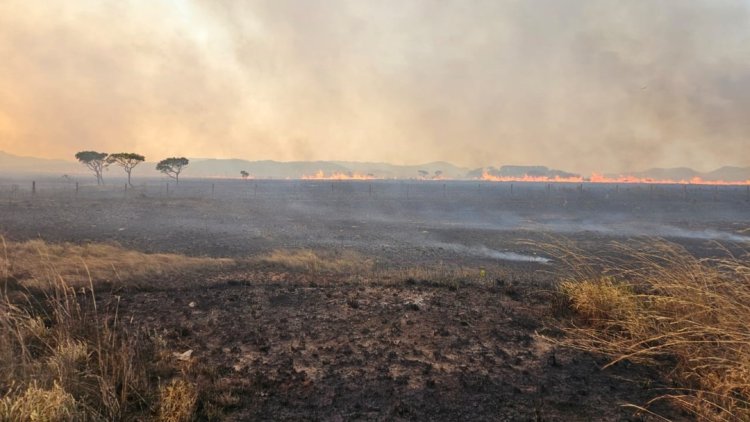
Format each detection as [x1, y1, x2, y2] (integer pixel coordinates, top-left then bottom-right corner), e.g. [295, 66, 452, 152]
[1, 151, 749, 182]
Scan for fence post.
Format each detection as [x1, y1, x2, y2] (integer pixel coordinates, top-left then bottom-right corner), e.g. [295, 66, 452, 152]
[211, 183, 215, 198]
[76, 182, 79, 194]
[32, 181, 36, 195]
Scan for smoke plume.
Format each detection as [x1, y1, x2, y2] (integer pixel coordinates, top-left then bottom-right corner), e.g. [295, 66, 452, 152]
[1, 0, 748, 173]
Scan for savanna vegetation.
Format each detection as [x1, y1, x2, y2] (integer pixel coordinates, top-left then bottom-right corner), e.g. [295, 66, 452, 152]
[552, 241, 750, 420]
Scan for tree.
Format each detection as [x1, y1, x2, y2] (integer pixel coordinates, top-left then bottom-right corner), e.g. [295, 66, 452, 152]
[75, 151, 109, 185]
[240, 170, 250, 180]
[107, 153, 145, 186]
[417, 170, 429, 179]
[156, 157, 189, 184]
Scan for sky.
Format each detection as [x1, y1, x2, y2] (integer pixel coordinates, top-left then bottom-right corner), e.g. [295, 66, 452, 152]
[0, 0, 749, 174]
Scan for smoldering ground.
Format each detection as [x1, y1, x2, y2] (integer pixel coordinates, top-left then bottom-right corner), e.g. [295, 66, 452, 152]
[0, 179, 747, 265]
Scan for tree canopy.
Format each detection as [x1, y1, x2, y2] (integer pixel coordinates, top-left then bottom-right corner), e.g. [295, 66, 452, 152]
[156, 157, 189, 183]
[108, 153, 145, 186]
[75, 151, 109, 185]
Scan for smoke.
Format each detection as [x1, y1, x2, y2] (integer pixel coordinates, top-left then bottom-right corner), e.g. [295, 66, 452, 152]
[431, 242, 552, 264]
[1, 1, 749, 173]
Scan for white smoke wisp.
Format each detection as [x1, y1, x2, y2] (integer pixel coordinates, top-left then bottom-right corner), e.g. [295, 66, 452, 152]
[432, 242, 551, 264]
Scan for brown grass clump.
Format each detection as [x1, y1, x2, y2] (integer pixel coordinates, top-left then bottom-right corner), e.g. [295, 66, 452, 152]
[0, 382, 82, 421]
[0, 237, 214, 421]
[555, 240, 750, 420]
[158, 379, 198, 422]
[1, 239, 233, 289]
[0, 273, 152, 420]
[257, 249, 374, 274]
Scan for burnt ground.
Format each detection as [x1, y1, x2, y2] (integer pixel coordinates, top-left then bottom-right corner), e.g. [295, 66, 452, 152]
[115, 268, 678, 421]
[2, 179, 749, 420]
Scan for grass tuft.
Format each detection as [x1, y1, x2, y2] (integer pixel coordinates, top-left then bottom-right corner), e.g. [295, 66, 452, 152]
[158, 379, 198, 422]
[555, 240, 750, 420]
[0, 237, 211, 421]
[0, 381, 83, 422]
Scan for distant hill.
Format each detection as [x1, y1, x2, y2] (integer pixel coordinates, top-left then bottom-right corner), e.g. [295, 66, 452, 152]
[188, 159, 349, 178]
[183, 159, 469, 179]
[620, 167, 701, 181]
[0, 151, 81, 175]
[0, 152, 468, 180]
[704, 166, 750, 182]
[330, 161, 468, 179]
[1, 151, 747, 181]
[467, 165, 580, 179]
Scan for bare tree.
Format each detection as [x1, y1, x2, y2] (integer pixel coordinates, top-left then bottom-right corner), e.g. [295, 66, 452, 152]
[156, 157, 189, 184]
[108, 153, 145, 186]
[75, 151, 109, 185]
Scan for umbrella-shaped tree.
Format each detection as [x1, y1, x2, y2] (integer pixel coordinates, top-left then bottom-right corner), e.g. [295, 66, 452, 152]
[75, 151, 109, 185]
[107, 153, 145, 186]
[156, 157, 189, 184]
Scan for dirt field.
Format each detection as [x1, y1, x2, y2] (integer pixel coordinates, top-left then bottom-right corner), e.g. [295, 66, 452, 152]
[1, 178, 748, 420]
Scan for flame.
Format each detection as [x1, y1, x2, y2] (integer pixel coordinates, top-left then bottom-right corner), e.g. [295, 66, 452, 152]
[480, 170, 750, 186]
[589, 173, 750, 186]
[479, 170, 584, 183]
[301, 170, 377, 180]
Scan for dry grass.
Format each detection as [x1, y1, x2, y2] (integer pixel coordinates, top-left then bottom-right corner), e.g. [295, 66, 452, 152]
[0, 382, 82, 421]
[0, 271, 152, 420]
[257, 249, 374, 274]
[158, 379, 198, 422]
[554, 240, 750, 421]
[1, 238, 233, 289]
[256, 249, 501, 290]
[0, 237, 225, 421]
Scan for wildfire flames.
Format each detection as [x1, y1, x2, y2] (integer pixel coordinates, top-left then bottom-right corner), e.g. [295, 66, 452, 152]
[480, 170, 750, 186]
[297, 169, 749, 185]
[302, 170, 377, 180]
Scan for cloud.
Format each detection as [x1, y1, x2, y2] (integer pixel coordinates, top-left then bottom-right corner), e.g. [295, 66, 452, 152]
[0, 0, 748, 173]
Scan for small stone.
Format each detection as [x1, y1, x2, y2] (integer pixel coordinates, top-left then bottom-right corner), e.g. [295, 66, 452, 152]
[188, 301, 196, 308]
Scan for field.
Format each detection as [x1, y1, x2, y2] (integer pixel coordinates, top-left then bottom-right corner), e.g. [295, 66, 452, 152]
[1, 177, 749, 420]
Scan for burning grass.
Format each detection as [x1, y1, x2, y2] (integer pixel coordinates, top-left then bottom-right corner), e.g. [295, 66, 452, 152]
[1, 238, 233, 289]
[554, 240, 750, 420]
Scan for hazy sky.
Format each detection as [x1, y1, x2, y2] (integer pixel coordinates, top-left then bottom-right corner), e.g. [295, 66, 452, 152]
[0, 0, 749, 173]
